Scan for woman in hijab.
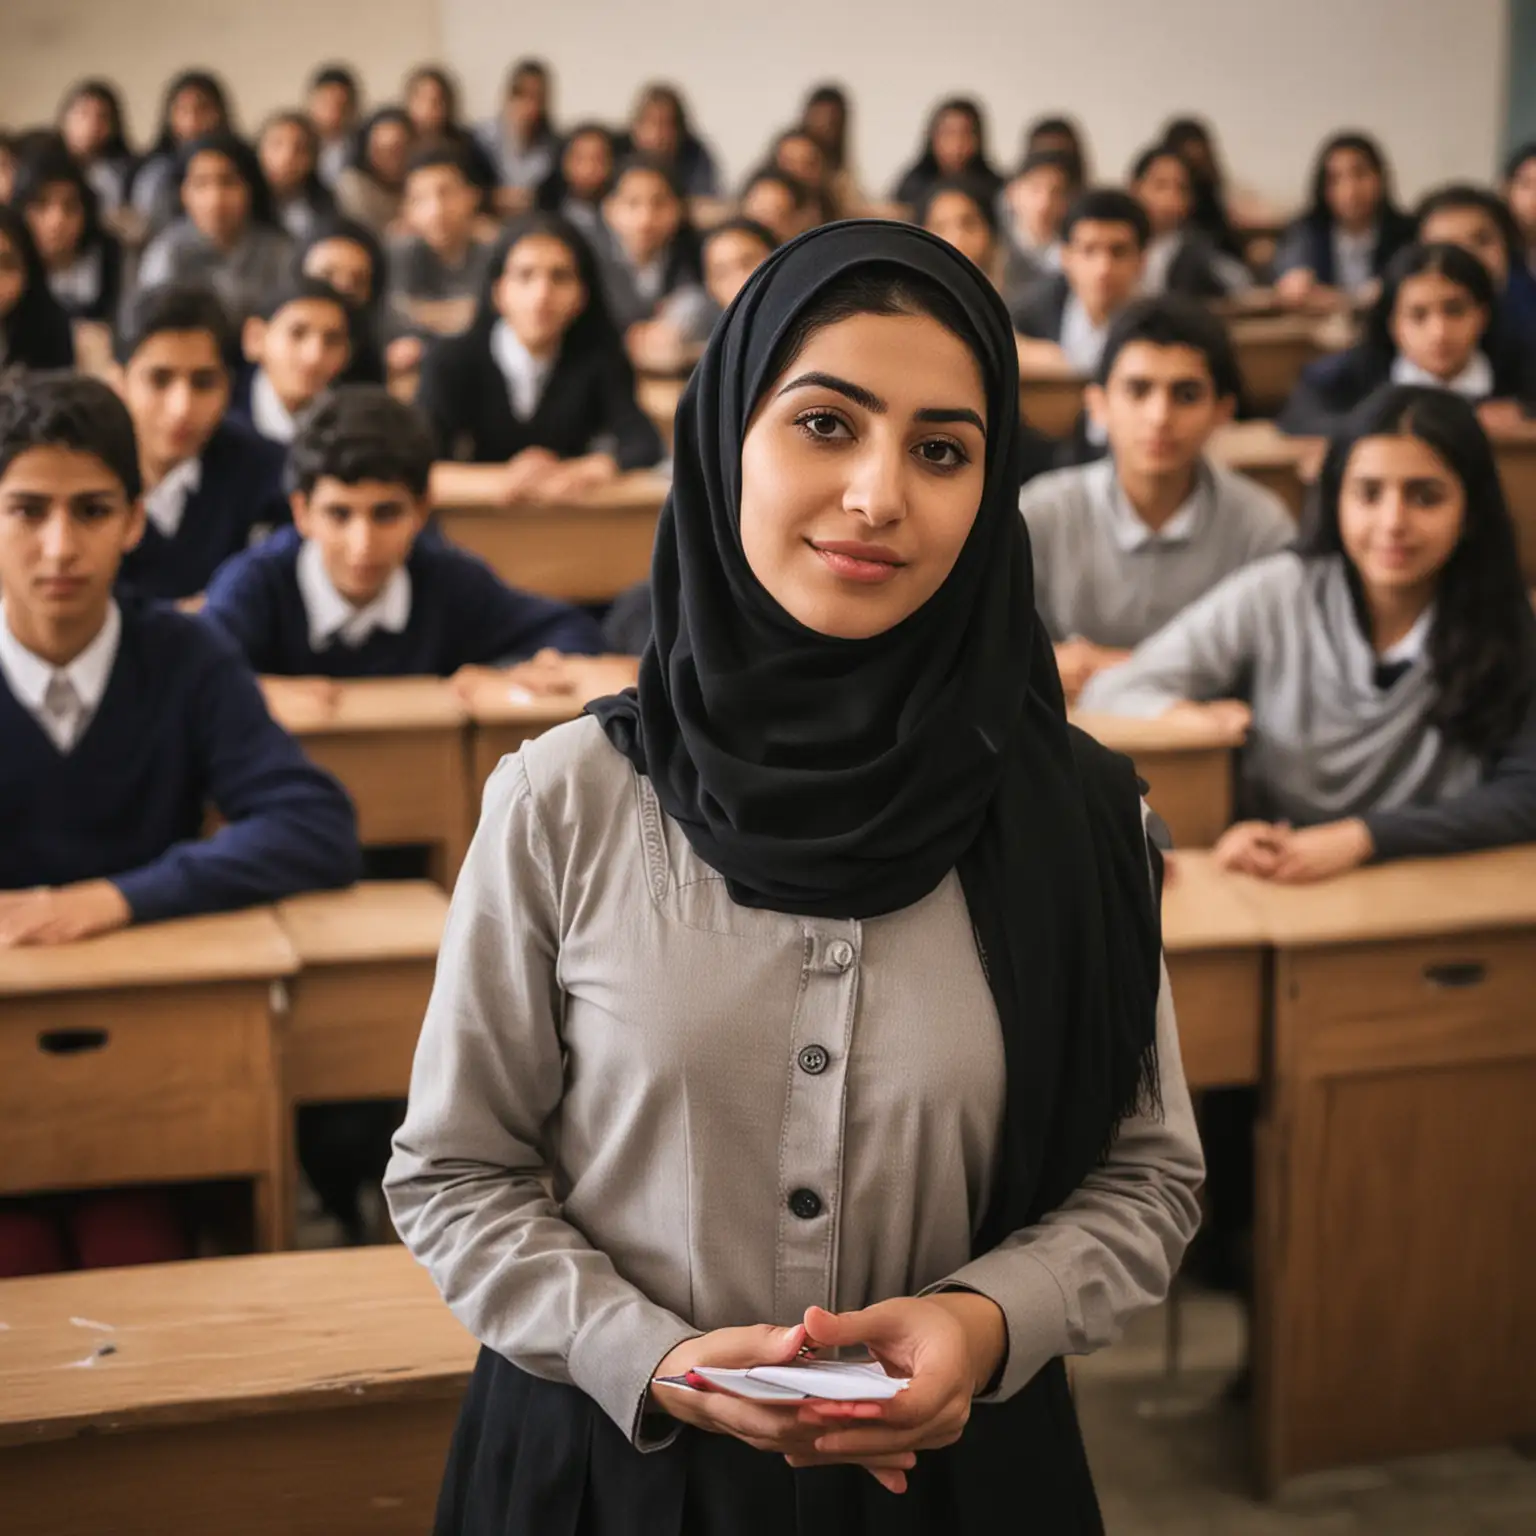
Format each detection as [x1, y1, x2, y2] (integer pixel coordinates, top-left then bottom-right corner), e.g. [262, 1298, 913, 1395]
[387, 220, 1202, 1535]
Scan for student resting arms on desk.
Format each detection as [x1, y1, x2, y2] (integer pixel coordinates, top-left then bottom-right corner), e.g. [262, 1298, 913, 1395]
[386, 222, 1202, 1534]
[1020, 296, 1293, 700]
[1081, 386, 1536, 882]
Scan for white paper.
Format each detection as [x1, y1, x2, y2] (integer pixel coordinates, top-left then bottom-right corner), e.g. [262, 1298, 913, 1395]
[689, 1360, 908, 1402]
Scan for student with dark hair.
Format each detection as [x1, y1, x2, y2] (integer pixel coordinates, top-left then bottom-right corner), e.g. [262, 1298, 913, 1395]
[1503, 143, 1536, 278]
[113, 282, 288, 600]
[476, 59, 559, 207]
[1128, 143, 1250, 299]
[231, 276, 352, 447]
[999, 148, 1074, 305]
[1273, 131, 1416, 310]
[416, 212, 662, 496]
[620, 82, 720, 199]
[135, 131, 292, 323]
[57, 79, 137, 214]
[402, 65, 498, 197]
[294, 216, 392, 383]
[534, 121, 615, 239]
[700, 216, 777, 314]
[0, 205, 75, 371]
[738, 166, 814, 246]
[258, 111, 336, 242]
[1020, 295, 1292, 699]
[335, 106, 416, 236]
[307, 65, 361, 189]
[771, 127, 839, 222]
[386, 145, 494, 323]
[801, 81, 865, 215]
[891, 96, 1004, 209]
[1160, 116, 1241, 258]
[917, 176, 1000, 283]
[1415, 182, 1536, 359]
[130, 70, 233, 232]
[1086, 385, 1536, 874]
[1019, 114, 1089, 190]
[1279, 243, 1514, 437]
[10, 141, 125, 323]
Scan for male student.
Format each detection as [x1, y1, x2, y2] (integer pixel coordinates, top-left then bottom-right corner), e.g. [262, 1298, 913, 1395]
[114, 282, 289, 601]
[1019, 295, 1294, 700]
[202, 383, 605, 690]
[0, 373, 359, 1274]
[231, 276, 353, 447]
[385, 146, 494, 328]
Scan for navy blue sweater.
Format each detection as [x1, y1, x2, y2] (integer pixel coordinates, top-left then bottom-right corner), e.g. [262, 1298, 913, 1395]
[0, 598, 360, 922]
[117, 420, 290, 602]
[201, 526, 605, 676]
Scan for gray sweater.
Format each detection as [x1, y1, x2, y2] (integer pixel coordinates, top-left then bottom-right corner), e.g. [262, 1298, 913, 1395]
[1079, 553, 1536, 860]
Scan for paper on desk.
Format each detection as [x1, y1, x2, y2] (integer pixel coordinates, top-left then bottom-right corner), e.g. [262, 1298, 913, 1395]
[656, 1360, 909, 1402]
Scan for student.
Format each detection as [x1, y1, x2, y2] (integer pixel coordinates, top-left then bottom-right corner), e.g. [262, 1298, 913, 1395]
[1128, 143, 1250, 299]
[135, 132, 292, 324]
[1083, 385, 1536, 876]
[10, 142, 125, 324]
[416, 212, 662, 494]
[999, 148, 1073, 305]
[891, 96, 1004, 209]
[1020, 296, 1293, 699]
[385, 146, 493, 326]
[204, 383, 603, 683]
[800, 81, 865, 215]
[1279, 243, 1512, 438]
[306, 64, 361, 189]
[294, 216, 392, 383]
[533, 121, 615, 240]
[335, 106, 416, 236]
[386, 221, 1199, 1531]
[0, 206, 75, 371]
[113, 283, 288, 601]
[1160, 116, 1242, 259]
[57, 79, 137, 215]
[1019, 114, 1089, 190]
[476, 59, 559, 209]
[1273, 132, 1415, 310]
[701, 216, 777, 313]
[129, 70, 232, 232]
[257, 111, 335, 242]
[917, 176, 1000, 283]
[771, 127, 838, 222]
[1502, 143, 1536, 278]
[0, 373, 358, 1277]
[231, 277, 352, 448]
[621, 82, 720, 199]
[738, 166, 814, 246]
[402, 65, 498, 197]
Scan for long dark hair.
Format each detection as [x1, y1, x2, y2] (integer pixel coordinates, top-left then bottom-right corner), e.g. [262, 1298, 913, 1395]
[58, 79, 133, 161]
[176, 131, 279, 230]
[10, 139, 110, 258]
[1020, 114, 1087, 189]
[404, 65, 465, 131]
[347, 107, 415, 185]
[1302, 385, 1536, 759]
[801, 82, 849, 172]
[503, 59, 555, 145]
[291, 216, 387, 384]
[909, 97, 1001, 185]
[150, 70, 233, 157]
[0, 205, 74, 367]
[535, 121, 615, 211]
[1361, 241, 1496, 372]
[259, 110, 333, 212]
[607, 154, 703, 286]
[1305, 130, 1399, 228]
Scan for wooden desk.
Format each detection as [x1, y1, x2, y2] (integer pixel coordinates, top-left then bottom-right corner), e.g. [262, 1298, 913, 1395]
[1241, 848, 1536, 1490]
[0, 1247, 476, 1536]
[1208, 419, 1314, 519]
[1488, 422, 1536, 585]
[1160, 852, 1268, 1090]
[272, 678, 471, 887]
[1072, 711, 1241, 848]
[1228, 314, 1343, 416]
[0, 912, 297, 1249]
[464, 684, 582, 798]
[433, 467, 669, 604]
[1016, 347, 1086, 438]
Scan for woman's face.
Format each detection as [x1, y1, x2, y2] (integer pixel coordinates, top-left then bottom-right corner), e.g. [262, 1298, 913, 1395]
[1338, 432, 1465, 600]
[308, 82, 354, 139]
[932, 110, 979, 175]
[0, 231, 25, 319]
[739, 309, 987, 640]
[633, 97, 681, 161]
[1135, 154, 1192, 236]
[1390, 270, 1485, 381]
[741, 180, 800, 244]
[259, 120, 313, 198]
[803, 99, 843, 151]
[303, 237, 374, 305]
[1507, 158, 1536, 242]
[703, 228, 770, 309]
[62, 93, 113, 159]
[407, 76, 450, 137]
[170, 85, 220, 145]
[506, 73, 547, 138]
[369, 121, 412, 187]
[24, 181, 86, 266]
[775, 135, 825, 190]
[923, 191, 994, 273]
[1421, 205, 1510, 291]
[1007, 164, 1070, 242]
[495, 232, 587, 353]
[182, 150, 249, 246]
[604, 169, 680, 263]
[563, 132, 612, 200]
[1324, 147, 1382, 230]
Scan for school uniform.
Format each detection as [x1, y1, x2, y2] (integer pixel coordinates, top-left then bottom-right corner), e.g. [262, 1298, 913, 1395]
[415, 318, 663, 467]
[474, 122, 558, 191]
[45, 237, 125, 324]
[0, 298, 76, 372]
[202, 524, 604, 675]
[1277, 344, 1499, 437]
[614, 135, 721, 200]
[334, 169, 401, 237]
[1141, 230, 1252, 299]
[134, 219, 294, 323]
[0, 593, 360, 917]
[226, 362, 305, 448]
[128, 152, 180, 231]
[1272, 209, 1416, 296]
[594, 231, 713, 342]
[1020, 457, 1295, 649]
[117, 419, 289, 602]
[1080, 551, 1536, 858]
[85, 155, 136, 215]
[385, 233, 494, 313]
[276, 188, 336, 245]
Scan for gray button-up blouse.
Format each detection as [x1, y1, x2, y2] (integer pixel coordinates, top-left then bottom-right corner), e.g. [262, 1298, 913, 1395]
[385, 717, 1204, 1448]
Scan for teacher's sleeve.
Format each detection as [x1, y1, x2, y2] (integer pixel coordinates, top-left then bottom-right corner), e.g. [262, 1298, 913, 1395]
[384, 755, 700, 1450]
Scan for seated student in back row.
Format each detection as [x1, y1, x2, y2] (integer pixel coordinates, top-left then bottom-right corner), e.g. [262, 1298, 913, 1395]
[1083, 386, 1536, 880]
[385, 146, 494, 333]
[1021, 297, 1293, 700]
[1127, 143, 1251, 299]
[0, 374, 359, 1275]
[114, 284, 288, 602]
[230, 276, 353, 447]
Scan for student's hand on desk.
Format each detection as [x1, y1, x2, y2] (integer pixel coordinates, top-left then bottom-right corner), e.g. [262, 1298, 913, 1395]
[499, 447, 561, 501]
[1212, 820, 1289, 878]
[489, 650, 641, 702]
[1055, 639, 1131, 700]
[260, 676, 343, 718]
[1476, 398, 1530, 434]
[1274, 268, 1316, 307]
[534, 452, 620, 498]
[0, 880, 131, 947]
[1267, 818, 1373, 883]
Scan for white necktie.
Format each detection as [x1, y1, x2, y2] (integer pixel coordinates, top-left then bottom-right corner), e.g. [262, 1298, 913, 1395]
[42, 672, 82, 751]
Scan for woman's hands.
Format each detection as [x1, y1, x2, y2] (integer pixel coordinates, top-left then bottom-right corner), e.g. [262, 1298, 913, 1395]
[1213, 817, 1374, 882]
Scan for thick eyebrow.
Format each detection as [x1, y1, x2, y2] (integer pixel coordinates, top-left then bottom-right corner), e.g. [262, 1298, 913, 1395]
[777, 370, 985, 435]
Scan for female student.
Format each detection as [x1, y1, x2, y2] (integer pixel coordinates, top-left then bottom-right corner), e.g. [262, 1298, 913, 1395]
[130, 69, 233, 231]
[294, 216, 392, 382]
[307, 64, 361, 189]
[917, 176, 1000, 284]
[476, 59, 559, 207]
[257, 111, 336, 242]
[402, 65, 498, 195]
[0, 206, 75, 370]
[1128, 143, 1250, 299]
[10, 143, 125, 324]
[1415, 182, 1536, 358]
[1278, 243, 1513, 437]
[1272, 131, 1415, 310]
[701, 216, 776, 314]
[135, 131, 292, 323]
[801, 82, 865, 215]
[534, 121, 615, 239]
[1000, 148, 1074, 305]
[771, 128, 839, 222]
[387, 220, 1200, 1533]
[622, 82, 721, 199]
[1020, 114, 1089, 191]
[1083, 386, 1536, 879]
[1503, 143, 1536, 278]
[1160, 116, 1241, 258]
[335, 106, 416, 235]
[415, 212, 662, 497]
[891, 97, 1004, 209]
[57, 79, 137, 214]
[739, 167, 814, 246]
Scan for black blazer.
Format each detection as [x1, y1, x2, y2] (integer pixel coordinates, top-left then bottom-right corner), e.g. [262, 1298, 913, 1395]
[416, 328, 664, 469]
[1277, 207, 1416, 287]
[1009, 271, 1070, 341]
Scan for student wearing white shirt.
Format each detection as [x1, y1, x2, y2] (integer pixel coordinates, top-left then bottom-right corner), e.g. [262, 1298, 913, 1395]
[1127, 144, 1250, 300]
[232, 277, 352, 447]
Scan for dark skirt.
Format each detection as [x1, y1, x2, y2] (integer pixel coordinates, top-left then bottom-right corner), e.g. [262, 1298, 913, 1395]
[435, 1347, 1104, 1535]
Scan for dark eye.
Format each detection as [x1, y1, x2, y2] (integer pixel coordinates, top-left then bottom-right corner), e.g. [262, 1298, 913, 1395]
[794, 410, 851, 442]
[914, 439, 968, 470]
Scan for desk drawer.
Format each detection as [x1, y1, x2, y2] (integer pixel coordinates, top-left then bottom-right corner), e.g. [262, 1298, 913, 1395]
[300, 732, 464, 847]
[0, 982, 280, 1193]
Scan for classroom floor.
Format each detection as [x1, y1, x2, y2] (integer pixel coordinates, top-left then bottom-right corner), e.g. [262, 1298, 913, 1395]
[1077, 1287, 1536, 1535]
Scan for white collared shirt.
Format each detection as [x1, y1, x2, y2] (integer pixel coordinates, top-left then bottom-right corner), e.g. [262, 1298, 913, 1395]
[1058, 293, 1110, 377]
[631, 255, 666, 307]
[0, 599, 121, 753]
[47, 246, 104, 311]
[296, 538, 412, 652]
[1106, 468, 1207, 553]
[143, 456, 204, 539]
[1378, 605, 1434, 667]
[490, 320, 555, 422]
[250, 368, 298, 444]
[1390, 351, 1495, 401]
[1332, 225, 1377, 296]
[1140, 232, 1180, 297]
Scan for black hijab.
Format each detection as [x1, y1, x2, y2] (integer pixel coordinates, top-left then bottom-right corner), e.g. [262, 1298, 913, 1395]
[590, 220, 1161, 1244]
